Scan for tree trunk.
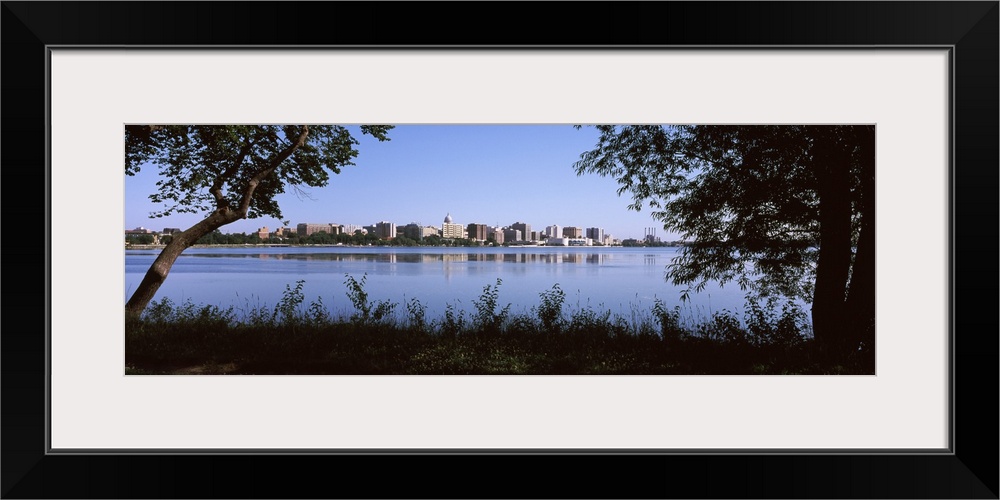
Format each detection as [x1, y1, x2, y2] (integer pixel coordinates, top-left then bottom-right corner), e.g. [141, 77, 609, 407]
[125, 209, 240, 317]
[845, 126, 877, 356]
[811, 129, 855, 355]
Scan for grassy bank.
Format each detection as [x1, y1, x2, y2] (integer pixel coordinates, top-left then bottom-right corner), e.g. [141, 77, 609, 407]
[125, 276, 874, 375]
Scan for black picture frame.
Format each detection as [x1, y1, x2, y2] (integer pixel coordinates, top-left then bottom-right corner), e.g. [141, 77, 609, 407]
[3, 2, 997, 498]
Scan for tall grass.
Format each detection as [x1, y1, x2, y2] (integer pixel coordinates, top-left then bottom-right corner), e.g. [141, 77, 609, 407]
[125, 275, 874, 375]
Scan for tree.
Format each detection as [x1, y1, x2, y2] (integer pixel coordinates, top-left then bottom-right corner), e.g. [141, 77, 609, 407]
[573, 125, 874, 358]
[125, 125, 392, 316]
[126, 233, 155, 245]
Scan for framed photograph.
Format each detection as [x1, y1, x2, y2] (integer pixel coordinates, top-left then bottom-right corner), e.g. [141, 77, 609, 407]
[4, 2, 996, 498]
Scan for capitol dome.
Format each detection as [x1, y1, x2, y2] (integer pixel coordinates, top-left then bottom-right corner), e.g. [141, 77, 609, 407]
[444, 213, 453, 224]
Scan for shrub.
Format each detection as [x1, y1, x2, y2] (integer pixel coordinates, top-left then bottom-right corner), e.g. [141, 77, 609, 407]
[405, 297, 427, 331]
[744, 295, 808, 347]
[471, 278, 510, 332]
[652, 298, 686, 342]
[273, 280, 306, 324]
[344, 273, 397, 325]
[698, 310, 746, 346]
[537, 284, 566, 332]
[441, 302, 465, 337]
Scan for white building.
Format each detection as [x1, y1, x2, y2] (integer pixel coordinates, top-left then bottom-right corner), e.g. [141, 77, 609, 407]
[441, 213, 466, 239]
[546, 237, 593, 246]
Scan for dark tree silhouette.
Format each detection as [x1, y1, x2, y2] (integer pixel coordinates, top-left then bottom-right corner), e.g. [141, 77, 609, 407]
[573, 125, 875, 359]
[125, 125, 392, 316]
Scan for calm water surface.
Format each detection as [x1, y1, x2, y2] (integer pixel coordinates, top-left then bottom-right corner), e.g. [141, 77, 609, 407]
[125, 246, 783, 322]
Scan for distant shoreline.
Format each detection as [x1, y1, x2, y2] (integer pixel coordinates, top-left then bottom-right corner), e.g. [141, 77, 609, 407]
[124, 243, 687, 250]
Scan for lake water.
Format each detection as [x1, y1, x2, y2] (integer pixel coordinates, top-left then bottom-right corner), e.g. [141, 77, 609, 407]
[125, 246, 799, 324]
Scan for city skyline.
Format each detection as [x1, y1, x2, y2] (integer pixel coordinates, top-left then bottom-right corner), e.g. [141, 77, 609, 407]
[124, 125, 681, 241]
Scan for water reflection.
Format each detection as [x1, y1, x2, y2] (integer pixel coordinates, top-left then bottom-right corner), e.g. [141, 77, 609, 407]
[126, 246, 778, 322]
[179, 251, 623, 264]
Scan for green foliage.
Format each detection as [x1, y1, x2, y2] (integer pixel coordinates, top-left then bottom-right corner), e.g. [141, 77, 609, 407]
[567, 306, 616, 336]
[573, 125, 871, 304]
[743, 295, 809, 347]
[272, 280, 306, 325]
[127, 280, 844, 375]
[441, 302, 466, 337]
[405, 297, 427, 331]
[126, 233, 155, 244]
[390, 236, 419, 246]
[697, 310, 747, 346]
[537, 284, 566, 332]
[126, 125, 393, 221]
[471, 278, 511, 332]
[307, 296, 332, 325]
[141, 297, 235, 329]
[652, 298, 685, 342]
[343, 273, 396, 325]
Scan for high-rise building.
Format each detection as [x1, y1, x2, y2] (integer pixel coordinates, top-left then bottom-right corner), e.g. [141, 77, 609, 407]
[256, 226, 269, 240]
[402, 223, 423, 241]
[562, 226, 583, 238]
[586, 227, 604, 243]
[467, 223, 488, 242]
[374, 221, 396, 239]
[511, 222, 531, 241]
[441, 213, 465, 239]
[503, 228, 522, 243]
[545, 225, 561, 239]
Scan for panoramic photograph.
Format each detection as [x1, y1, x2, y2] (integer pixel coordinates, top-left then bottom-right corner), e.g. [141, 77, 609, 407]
[124, 124, 875, 375]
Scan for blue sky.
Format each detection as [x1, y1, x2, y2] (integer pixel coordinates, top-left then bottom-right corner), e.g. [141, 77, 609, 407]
[124, 125, 681, 241]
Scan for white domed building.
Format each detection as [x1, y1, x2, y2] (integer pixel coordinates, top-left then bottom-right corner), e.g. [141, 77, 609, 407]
[441, 212, 465, 239]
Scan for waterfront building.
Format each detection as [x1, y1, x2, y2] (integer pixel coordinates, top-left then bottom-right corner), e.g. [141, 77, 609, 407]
[375, 221, 397, 240]
[562, 226, 583, 238]
[441, 213, 466, 239]
[256, 226, 269, 240]
[544, 237, 592, 247]
[402, 223, 423, 241]
[341, 224, 364, 235]
[503, 228, 522, 243]
[545, 225, 561, 239]
[422, 226, 440, 238]
[297, 223, 340, 237]
[467, 223, 488, 242]
[511, 222, 532, 241]
[586, 227, 604, 242]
